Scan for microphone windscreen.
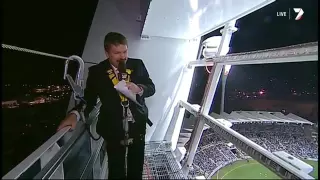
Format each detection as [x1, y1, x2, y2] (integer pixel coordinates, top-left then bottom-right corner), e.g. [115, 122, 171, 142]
[118, 61, 126, 74]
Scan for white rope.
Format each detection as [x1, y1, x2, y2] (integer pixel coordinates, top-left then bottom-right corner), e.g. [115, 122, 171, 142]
[2, 44, 73, 61]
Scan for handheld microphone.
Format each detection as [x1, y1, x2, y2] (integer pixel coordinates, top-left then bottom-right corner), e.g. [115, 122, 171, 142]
[118, 61, 127, 81]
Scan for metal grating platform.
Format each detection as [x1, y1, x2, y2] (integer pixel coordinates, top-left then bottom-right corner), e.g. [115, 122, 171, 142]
[143, 141, 186, 179]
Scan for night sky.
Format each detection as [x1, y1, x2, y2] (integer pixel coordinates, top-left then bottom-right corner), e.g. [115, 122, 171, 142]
[2, 0, 318, 101]
[2, 0, 99, 86]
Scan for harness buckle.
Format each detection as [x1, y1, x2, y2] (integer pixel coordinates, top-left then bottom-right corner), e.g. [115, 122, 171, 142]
[120, 138, 134, 146]
[121, 100, 129, 108]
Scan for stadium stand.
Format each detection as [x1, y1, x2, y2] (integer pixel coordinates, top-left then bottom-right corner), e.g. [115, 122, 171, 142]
[183, 111, 318, 178]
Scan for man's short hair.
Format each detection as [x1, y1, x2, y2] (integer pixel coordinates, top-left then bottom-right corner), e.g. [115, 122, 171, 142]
[104, 32, 128, 51]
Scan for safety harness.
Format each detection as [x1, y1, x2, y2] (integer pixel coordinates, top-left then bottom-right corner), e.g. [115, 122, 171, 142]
[106, 68, 153, 126]
[107, 67, 134, 177]
[107, 68, 133, 144]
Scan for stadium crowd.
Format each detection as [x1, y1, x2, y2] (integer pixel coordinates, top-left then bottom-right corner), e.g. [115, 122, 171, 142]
[188, 123, 318, 178]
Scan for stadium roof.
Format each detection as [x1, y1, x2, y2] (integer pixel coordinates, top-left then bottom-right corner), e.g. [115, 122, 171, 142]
[210, 111, 314, 125]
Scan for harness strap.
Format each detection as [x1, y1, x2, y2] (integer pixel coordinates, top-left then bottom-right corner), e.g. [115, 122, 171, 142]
[107, 67, 153, 127]
[107, 68, 132, 104]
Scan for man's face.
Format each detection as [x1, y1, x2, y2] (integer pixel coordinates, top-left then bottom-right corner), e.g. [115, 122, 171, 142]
[106, 44, 128, 68]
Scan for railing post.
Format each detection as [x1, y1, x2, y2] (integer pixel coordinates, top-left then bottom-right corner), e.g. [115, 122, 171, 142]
[92, 153, 101, 179]
[89, 102, 103, 179]
[220, 67, 227, 114]
[182, 20, 237, 176]
[100, 153, 109, 179]
[87, 100, 102, 147]
[164, 103, 183, 150]
[90, 117, 100, 151]
[182, 63, 223, 176]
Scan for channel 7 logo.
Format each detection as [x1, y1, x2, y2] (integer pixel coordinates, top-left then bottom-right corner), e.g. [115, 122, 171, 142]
[293, 8, 304, 20]
[276, 8, 304, 20]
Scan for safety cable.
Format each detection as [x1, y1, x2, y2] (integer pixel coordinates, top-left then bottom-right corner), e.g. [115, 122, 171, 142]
[2, 44, 72, 60]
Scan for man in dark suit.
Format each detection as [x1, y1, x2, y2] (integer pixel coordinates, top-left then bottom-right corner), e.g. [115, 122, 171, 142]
[57, 32, 155, 179]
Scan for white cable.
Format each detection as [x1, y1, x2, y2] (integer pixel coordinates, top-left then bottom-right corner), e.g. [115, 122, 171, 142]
[2, 44, 73, 61]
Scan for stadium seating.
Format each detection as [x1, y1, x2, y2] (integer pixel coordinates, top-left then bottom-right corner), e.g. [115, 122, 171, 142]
[188, 123, 318, 178]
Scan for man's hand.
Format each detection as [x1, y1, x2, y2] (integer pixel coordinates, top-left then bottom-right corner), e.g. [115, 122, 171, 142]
[57, 113, 78, 131]
[126, 82, 143, 94]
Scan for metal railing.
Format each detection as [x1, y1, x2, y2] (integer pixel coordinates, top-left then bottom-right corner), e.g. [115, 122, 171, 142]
[189, 41, 318, 66]
[2, 101, 105, 179]
[2, 44, 107, 179]
[2, 126, 71, 179]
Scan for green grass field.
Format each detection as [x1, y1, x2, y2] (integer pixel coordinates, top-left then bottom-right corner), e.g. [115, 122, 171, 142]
[211, 159, 318, 179]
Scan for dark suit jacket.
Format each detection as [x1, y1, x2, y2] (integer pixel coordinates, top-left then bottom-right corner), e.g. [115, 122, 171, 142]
[79, 58, 155, 142]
